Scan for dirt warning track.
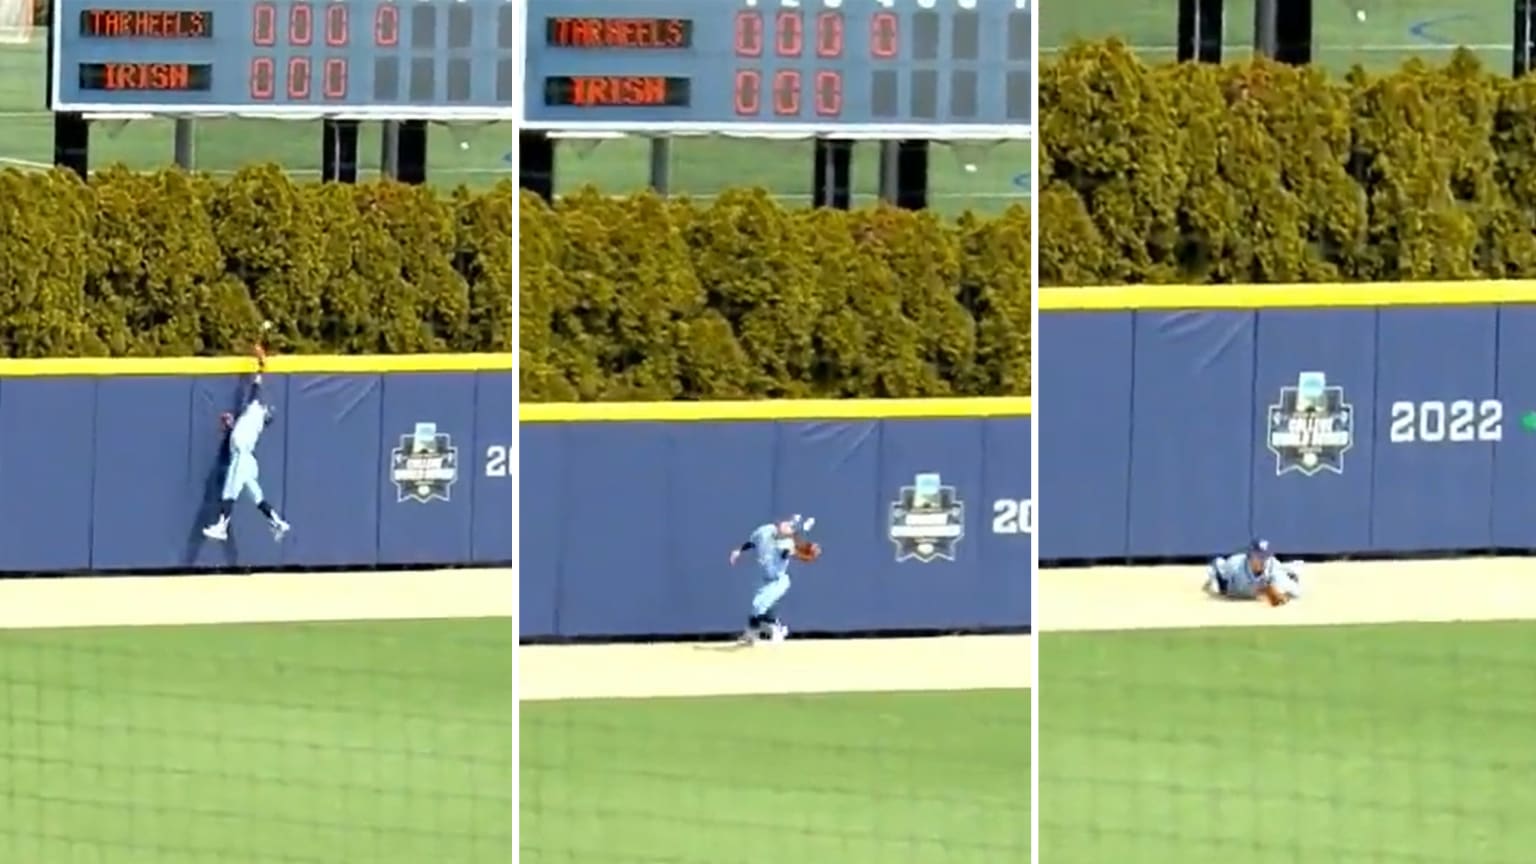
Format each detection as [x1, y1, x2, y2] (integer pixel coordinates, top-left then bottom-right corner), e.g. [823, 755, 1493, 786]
[519, 633, 1032, 701]
[0, 569, 1027, 702]
[1039, 557, 1536, 634]
[0, 568, 513, 630]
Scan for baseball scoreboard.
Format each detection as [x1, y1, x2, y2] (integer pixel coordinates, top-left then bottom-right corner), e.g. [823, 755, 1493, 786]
[520, 0, 1033, 136]
[49, 0, 513, 118]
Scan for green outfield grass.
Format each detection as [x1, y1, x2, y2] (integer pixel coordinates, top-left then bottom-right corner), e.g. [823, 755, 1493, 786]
[554, 137, 1031, 218]
[1039, 621, 1536, 864]
[1042, 0, 1512, 76]
[520, 688, 1030, 863]
[0, 34, 511, 189]
[0, 617, 513, 864]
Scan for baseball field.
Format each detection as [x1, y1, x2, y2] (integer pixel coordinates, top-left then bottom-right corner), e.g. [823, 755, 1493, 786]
[1037, 558, 1536, 864]
[520, 633, 1031, 863]
[1042, 0, 1513, 74]
[549, 136, 1032, 218]
[0, 569, 513, 864]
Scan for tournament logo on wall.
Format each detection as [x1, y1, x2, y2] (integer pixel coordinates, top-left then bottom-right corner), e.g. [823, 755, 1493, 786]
[390, 421, 459, 503]
[1266, 371, 1354, 476]
[889, 472, 965, 563]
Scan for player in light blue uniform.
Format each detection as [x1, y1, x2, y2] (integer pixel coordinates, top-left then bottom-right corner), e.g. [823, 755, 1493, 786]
[728, 514, 813, 643]
[1205, 538, 1303, 601]
[202, 361, 290, 543]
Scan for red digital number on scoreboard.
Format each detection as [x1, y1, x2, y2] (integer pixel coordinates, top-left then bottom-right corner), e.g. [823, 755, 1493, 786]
[249, 1, 355, 100]
[732, 69, 842, 117]
[732, 8, 845, 117]
[870, 11, 897, 58]
[733, 11, 844, 59]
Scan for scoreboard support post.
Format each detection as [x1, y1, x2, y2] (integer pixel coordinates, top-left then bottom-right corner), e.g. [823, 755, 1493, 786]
[396, 120, 427, 185]
[878, 141, 932, 211]
[878, 142, 899, 205]
[649, 139, 671, 194]
[894, 140, 929, 211]
[322, 119, 359, 183]
[1521, 0, 1536, 77]
[52, 113, 89, 180]
[520, 131, 555, 201]
[381, 121, 399, 178]
[1178, 0, 1224, 62]
[812, 139, 852, 210]
[1275, 0, 1312, 65]
[173, 119, 194, 169]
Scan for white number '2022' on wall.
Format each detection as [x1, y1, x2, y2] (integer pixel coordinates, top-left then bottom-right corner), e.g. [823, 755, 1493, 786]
[992, 499, 1032, 534]
[1388, 399, 1503, 444]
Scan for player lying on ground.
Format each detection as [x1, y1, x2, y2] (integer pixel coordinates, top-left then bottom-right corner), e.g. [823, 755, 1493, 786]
[1204, 538, 1303, 606]
[728, 514, 819, 643]
[202, 344, 290, 543]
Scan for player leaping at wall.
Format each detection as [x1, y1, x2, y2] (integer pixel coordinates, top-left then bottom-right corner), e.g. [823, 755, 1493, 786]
[728, 514, 819, 643]
[202, 341, 290, 543]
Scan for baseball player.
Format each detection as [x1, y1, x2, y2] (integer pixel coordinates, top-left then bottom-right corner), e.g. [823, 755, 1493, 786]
[728, 514, 816, 643]
[1205, 538, 1303, 604]
[202, 345, 290, 543]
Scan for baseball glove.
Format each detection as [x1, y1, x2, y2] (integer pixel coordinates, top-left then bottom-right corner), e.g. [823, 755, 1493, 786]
[1260, 583, 1288, 607]
[793, 540, 821, 562]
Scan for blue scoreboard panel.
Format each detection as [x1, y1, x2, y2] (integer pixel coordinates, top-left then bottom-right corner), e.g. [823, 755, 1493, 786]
[49, 0, 513, 118]
[520, 0, 1033, 135]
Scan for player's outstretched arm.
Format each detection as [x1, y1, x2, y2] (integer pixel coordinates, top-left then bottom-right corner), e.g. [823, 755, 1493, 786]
[1259, 582, 1288, 606]
[244, 342, 268, 406]
[729, 541, 754, 565]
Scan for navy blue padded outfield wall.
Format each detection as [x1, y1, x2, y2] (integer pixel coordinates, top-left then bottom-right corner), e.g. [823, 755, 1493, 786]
[519, 399, 1032, 640]
[1039, 283, 1536, 563]
[0, 354, 511, 573]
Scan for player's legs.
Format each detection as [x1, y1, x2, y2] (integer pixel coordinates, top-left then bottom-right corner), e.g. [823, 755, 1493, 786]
[218, 451, 248, 502]
[764, 603, 789, 642]
[202, 498, 234, 540]
[257, 500, 290, 539]
[244, 476, 290, 539]
[748, 573, 791, 641]
[203, 453, 251, 540]
[1203, 562, 1227, 597]
[204, 454, 288, 541]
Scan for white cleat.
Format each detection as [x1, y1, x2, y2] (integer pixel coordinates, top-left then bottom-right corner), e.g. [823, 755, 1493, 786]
[202, 522, 228, 542]
[769, 623, 789, 643]
[270, 517, 290, 541]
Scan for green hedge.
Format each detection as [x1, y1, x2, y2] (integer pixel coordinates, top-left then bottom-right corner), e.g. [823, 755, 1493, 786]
[519, 188, 1030, 402]
[0, 165, 511, 356]
[1039, 40, 1536, 286]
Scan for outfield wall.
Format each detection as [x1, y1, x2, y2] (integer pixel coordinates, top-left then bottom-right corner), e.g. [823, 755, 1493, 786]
[1040, 285, 1536, 561]
[0, 356, 511, 573]
[519, 401, 1032, 640]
